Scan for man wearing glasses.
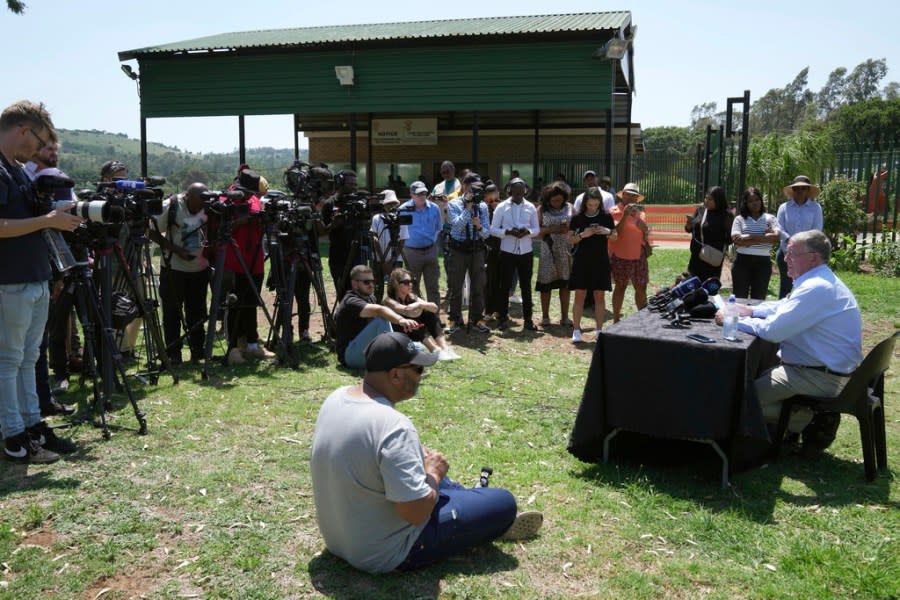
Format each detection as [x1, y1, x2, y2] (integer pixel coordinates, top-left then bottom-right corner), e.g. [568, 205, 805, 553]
[398, 180, 442, 307]
[311, 331, 542, 573]
[0, 100, 83, 463]
[334, 265, 419, 369]
[717, 230, 862, 456]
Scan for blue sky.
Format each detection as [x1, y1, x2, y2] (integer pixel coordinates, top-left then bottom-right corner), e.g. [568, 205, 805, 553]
[2, 0, 897, 153]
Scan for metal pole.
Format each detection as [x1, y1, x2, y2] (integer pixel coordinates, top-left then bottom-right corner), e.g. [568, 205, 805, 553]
[293, 114, 300, 160]
[532, 110, 540, 189]
[349, 113, 357, 173]
[238, 115, 246, 166]
[367, 113, 374, 191]
[140, 116, 148, 178]
[472, 110, 479, 171]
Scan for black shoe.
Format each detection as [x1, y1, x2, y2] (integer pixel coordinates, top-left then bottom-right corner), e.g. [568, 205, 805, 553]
[497, 317, 510, 330]
[4, 431, 59, 464]
[27, 421, 77, 455]
[523, 320, 538, 331]
[41, 396, 76, 417]
[801, 412, 841, 458]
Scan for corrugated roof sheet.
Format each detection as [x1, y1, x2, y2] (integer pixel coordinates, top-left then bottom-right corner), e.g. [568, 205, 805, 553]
[120, 12, 631, 59]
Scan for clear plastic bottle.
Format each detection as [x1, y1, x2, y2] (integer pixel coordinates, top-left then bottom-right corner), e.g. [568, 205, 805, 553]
[723, 295, 739, 341]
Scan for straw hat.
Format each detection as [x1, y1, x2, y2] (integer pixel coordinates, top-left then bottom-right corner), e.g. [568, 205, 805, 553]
[782, 175, 820, 199]
[616, 182, 645, 203]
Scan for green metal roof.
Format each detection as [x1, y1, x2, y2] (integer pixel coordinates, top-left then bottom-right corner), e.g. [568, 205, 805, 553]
[119, 11, 631, 60]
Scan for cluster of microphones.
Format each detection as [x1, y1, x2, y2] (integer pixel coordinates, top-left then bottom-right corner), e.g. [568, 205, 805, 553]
[648, 273, 722, 327]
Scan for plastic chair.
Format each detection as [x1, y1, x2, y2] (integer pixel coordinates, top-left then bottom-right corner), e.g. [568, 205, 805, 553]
[774, 331, 897, 481]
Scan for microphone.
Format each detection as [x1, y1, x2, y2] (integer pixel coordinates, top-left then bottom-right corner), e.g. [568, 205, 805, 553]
[649, 276, 701, 311]
[664, 288, 708, 319]
[701, 278, 722, 296]
[142, 176, 167, 187]
[114, 179, 147, 190]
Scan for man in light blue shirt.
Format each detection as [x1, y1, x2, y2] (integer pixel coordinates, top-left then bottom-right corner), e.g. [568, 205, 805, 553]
[720, 230, 862, 455]
[398, 181, 442, 306]
[775, 176, 824, 298]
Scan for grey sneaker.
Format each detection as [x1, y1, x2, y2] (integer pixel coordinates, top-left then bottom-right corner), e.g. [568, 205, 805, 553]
[28, 421, 77, 454]
[4, 432, 60, 464]
[499, 511, 543, 541]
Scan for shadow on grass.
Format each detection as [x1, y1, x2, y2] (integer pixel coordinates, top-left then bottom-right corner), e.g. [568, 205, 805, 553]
[572, 434, 897, 522]
[0, 466, 81, 495]
[308, 544, 519, 599]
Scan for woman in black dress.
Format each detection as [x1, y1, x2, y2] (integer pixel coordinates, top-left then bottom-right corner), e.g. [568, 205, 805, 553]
[684, 186, 733, 282]
[567, 187, 616, 343]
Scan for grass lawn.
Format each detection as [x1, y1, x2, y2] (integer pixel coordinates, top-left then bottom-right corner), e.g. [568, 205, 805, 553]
[1, 248, 898, 599]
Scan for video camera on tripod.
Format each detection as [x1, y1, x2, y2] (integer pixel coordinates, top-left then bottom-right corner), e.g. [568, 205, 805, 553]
[200, 189, 250, 221]
[261, 190, 322, 238]
[283, 160, 334, 202]
[81, 178, 167, 225]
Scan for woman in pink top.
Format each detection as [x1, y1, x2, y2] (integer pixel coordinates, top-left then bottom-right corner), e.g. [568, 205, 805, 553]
[608, 183, 650, 323]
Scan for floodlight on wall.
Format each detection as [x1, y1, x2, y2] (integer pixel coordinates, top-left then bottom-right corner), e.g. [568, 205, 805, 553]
[592, 25, 637, 60]
[335, 66, 355, 86]
[121, 64, 138, 80]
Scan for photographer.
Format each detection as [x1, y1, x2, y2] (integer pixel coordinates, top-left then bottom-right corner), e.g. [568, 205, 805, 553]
[220, 168, 274, 365]
[369, 190, 409, 275]
[24, 141, 77, 416]
[320, 169, 360, 299]
[489, 177, 540, 331]
[445, 176, 491, 334]
[149, 182, 209, 365]
[1, 100, 82, 463]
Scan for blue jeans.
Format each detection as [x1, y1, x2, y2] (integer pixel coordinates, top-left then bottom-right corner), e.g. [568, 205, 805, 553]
[0, 282, 50, 438]
[398, 478, 518, 570]
[343, 318, 392, 369]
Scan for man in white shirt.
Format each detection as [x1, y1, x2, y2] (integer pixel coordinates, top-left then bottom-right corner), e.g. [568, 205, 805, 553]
[573, 170, 615, 213]
[718, 230, 863, 455]
[489, 178, 540, 331]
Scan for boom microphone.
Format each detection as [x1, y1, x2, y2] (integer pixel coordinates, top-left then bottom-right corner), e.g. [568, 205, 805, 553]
[664, 288, 709, 319]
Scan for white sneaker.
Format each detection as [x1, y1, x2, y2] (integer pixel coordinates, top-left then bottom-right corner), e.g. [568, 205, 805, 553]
[571, 329, 583, 343]
[438, 349, 460, 361]
[509, 295, 522, 304]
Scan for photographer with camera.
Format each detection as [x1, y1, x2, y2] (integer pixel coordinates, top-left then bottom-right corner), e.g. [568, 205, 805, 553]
[489, 177, 540, 331]
[397, 181, 442, 308]
[369, 189, 409, 275]
[445, 175, 491, 335]
[149, 182, 209, 365]
[1, 100, 82, 463]
[218, 168, 274, 365]
[320, 169, 361, 299]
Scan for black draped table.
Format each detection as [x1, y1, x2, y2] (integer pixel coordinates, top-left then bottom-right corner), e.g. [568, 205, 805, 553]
[567, 307, 779, 486]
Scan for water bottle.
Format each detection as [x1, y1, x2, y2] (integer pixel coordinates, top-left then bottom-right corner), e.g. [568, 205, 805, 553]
[723, 295, 739, 341]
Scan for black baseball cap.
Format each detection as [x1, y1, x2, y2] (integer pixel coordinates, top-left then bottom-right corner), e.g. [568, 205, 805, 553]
[365, 332, 439, 372]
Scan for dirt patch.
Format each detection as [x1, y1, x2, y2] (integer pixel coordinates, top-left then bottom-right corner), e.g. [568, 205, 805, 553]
[21, 528, 58, 549]
[82, 567, 159, 600]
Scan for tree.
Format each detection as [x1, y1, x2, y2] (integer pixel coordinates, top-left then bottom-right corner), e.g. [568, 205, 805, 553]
[844, 58, 888, 104]
[831, 97, 900, 147]
[816, 67, 848, 118]
[642, 126, 694, 156]
[883, 81, 900, 100]
[750, 68, 815, 135]
[6, 0, 25, 13]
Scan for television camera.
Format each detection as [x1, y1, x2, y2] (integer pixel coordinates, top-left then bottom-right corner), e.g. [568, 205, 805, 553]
[283, 160, 333, 202]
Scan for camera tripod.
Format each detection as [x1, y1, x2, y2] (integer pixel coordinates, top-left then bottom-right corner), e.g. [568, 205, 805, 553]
[201, 215, 275, 380]
[113, 224, 178, 385]
[266, 225, 336, 368]
[66, 236, 148, 437]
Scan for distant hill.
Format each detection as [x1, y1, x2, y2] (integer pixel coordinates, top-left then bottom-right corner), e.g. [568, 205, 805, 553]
[57, 129, 307, 193]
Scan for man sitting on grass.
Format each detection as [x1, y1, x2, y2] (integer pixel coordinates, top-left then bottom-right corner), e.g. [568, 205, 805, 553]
[310, 332, 543, 573]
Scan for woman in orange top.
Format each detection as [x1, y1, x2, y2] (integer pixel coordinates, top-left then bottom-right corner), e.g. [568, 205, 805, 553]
[608, 183, 650, 323]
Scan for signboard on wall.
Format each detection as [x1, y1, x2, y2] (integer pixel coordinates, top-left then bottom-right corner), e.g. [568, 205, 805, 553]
[372, 118, 437, 145]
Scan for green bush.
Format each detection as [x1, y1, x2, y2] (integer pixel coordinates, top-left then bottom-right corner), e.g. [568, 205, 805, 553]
[818, 175, 866, 245]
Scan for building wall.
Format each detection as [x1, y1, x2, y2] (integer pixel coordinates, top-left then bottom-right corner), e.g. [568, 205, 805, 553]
[309, 130, 632, 187]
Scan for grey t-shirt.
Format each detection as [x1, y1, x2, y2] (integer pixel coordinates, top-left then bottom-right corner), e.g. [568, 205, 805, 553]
[310, 386, 431, 573]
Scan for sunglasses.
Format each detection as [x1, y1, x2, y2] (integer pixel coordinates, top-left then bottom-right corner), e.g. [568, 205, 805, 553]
[355, 279, 375, 285]
[27, 127, 50, 150]
[398, 279, 413, 285]
[396, 364, 425, 374]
